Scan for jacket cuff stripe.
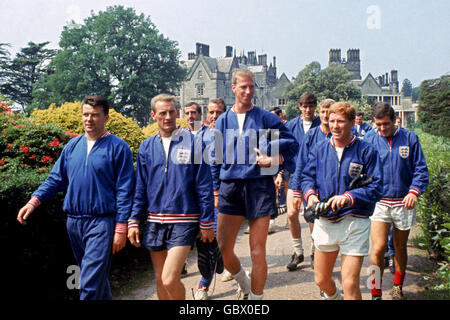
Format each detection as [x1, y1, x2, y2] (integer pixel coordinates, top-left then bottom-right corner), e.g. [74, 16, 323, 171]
[27, 196, 41, 208]
[115, 223, 128, 234]
[409, 187, 421, 196]
[344, 192, 354, 207]
[304, 189, 317, 202]
[128, 219, 140, 229]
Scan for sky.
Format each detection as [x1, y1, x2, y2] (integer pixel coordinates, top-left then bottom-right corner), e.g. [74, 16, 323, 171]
[1, 0, 449, 88]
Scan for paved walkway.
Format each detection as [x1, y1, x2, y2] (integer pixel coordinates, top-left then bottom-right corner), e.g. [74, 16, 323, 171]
[117, 213, 425, 300]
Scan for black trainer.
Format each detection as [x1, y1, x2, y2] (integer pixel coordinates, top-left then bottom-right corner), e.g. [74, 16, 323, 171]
[389, 256, 395, 274]
[181, 262, 188, 277]
[287, 252, 304, 271]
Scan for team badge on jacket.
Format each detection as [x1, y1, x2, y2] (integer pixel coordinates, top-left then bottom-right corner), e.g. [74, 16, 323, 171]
[399, 146, 410, 159]
[176, 148, 191, 164]
[348, 162, 363, 178]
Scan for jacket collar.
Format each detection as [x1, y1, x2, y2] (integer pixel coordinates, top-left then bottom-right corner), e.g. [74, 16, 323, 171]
[329, 134, 357, 148]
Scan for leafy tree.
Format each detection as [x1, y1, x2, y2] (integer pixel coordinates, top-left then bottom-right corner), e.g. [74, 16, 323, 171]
[0, 43, 11, 85]
[284, 62, 362, 120]
[412, 86, 420, 102]
[0, 42, 55, 113]
[418, 75, 450, 138]
[33, 6, 187, 126]
[401, 78, 413, 97]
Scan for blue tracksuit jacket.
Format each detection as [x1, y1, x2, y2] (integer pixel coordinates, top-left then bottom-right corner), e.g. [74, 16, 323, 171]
[130, 128, 215, 229]
[363, 127, 429, 201]
[211, 106, 299, 190]
[32, 133, 135, 223]
[289, 125, 332, 191]
[300, 136, 383, 222]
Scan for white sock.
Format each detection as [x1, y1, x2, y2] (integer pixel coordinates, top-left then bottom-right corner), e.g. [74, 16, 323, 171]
[292, 238, 304, 255]
[232, 267, 251, 294]
[249, 291, 264, 300]
[324, 289, 343, 300]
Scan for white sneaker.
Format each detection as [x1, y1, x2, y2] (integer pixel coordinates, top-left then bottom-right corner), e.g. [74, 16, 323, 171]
[236, 287, 249, 300]
[221, 270, 233, 282]
[244, 226, 250, 234]
[194, 287, 208, 300]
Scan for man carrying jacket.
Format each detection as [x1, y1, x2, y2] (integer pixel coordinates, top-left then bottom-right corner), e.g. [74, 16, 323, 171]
[300, 102, 383, 300]
[127, 94, 215, 300]
[17, 96, 135, 300]
[365, 102, 428, 300]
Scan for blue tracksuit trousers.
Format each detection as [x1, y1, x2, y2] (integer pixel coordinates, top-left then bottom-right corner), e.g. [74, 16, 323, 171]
[66, 215, 115, 300]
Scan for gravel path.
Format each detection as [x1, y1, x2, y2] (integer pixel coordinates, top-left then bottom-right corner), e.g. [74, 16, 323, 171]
[117, 213, 427, 300]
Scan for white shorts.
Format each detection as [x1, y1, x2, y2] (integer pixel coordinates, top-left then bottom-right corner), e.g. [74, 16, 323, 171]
[312, 215, 370, 256]
[370, 203, 416, 231]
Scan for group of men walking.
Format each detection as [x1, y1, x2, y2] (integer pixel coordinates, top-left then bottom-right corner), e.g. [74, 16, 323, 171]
[17, 68, 428, 300]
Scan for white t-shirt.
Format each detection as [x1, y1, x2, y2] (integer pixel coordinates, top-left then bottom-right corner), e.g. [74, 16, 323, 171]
[335, 147, 345, 162]
[303, 120, 313, 133]
[236, 113, 246, 135]
[162, 136, 172, 163]
[86, 140, 96, 155]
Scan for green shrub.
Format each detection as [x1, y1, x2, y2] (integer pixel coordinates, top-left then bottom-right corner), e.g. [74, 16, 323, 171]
[415, 129, 449, 261]
[1, 106, 74, 172]
[31, 101, 145, 159]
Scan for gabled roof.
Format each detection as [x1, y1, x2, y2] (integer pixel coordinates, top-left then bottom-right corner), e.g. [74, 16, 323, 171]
[183, 55, 237, 81]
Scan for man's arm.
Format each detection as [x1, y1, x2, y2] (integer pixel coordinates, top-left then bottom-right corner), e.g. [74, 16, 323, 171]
[404, 132, 429, 209]
[17, 149, 69, 224]
[195, 156, 216, 242]
[127, 141, 149, 248]
[112, 142, 135, 254]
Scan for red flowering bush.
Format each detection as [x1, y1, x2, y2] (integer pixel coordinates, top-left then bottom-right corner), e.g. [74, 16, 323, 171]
[0, 107, 74, 172]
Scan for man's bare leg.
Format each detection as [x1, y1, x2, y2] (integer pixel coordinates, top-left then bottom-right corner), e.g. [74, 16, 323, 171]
[151, 245, 191, 300]
[314, 248, 339, 296]
[248, 215, 270, 295]
[341, 254, 365, 300]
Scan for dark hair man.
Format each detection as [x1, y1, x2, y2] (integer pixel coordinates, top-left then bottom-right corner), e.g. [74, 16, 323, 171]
[284, 92, 321, 271]
[17, 95, 135, 300]
[365, 102, 429, 300]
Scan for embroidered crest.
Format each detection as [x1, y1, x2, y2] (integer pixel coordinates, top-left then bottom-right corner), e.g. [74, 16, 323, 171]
[348, 162, 363, 178]
[399, 146, 409, 159]
[176, 148, 191, 164]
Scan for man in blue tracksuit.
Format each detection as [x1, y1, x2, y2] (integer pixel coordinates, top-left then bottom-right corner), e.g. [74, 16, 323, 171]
[365, 102, 428, 300]
[351, 111, 372, 140]
[127, 94, 215, 300]
[211, 69, 299, 300]
[290, 98, 335, 268]
[284, 92, 321, 271]
[17, 96, 135, 300]
[184, 99, 227, 300]
[299, 102, 383, 300]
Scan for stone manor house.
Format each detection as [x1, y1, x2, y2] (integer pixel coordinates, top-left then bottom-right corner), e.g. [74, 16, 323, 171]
[178, 43, 290, 119]
[329, 48, 418, 127]
[177, 43, 417, 126]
